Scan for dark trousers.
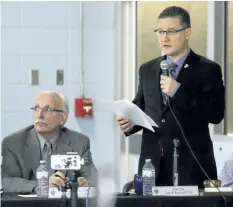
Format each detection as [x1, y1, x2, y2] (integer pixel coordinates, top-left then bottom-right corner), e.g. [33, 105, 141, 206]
[156, 157, 173, 186]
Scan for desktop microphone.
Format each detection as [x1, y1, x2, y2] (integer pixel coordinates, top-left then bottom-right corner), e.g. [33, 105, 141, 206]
[173, 139, 180, 186]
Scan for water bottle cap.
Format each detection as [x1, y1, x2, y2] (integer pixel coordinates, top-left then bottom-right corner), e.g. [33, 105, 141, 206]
[145, 159, 151, 162]
[40, 160, 46, 164]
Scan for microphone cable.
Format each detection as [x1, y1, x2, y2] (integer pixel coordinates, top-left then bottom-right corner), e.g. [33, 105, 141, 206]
[167, 98, 228, 207]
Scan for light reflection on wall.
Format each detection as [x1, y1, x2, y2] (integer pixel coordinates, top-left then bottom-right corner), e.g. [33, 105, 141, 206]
[226, 2, 233, 135]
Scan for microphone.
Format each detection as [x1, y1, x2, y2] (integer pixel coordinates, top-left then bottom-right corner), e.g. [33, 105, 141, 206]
[173, 139, 180, 186]
[160, 60, 170, 103]
[160, 60, 170, 76]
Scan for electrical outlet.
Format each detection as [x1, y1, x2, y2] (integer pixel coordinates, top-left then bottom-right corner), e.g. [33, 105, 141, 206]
[57, 69, 64, 85]
[30, 69, 39, 85]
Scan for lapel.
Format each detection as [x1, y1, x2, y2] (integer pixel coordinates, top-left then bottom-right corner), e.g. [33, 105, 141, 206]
[56, 128, 73, 154]
[147, 56, 166, 110]
[24, 128, 41, 177]
[176, 50, 198, 83]
[56, 128, 73, 175]
[162, 50, 199, 113]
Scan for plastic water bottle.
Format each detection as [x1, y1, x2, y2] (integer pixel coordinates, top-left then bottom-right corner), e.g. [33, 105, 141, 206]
[142, 159, 155, 196]
[36, 160, 49, 198]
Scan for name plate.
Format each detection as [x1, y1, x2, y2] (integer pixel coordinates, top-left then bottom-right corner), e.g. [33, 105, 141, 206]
[49, 187, 98, 198]
[152, 186, 199, 196]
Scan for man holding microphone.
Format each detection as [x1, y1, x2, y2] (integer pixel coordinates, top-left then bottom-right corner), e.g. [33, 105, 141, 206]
[117, 6, 225, 188]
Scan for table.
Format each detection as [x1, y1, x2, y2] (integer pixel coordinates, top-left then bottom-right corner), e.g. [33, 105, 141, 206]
[1, 193, 233, 207]
[116, 194, 233, 207]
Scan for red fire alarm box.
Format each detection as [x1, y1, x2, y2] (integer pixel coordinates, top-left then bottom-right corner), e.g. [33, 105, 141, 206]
[75, 97, 93, 117]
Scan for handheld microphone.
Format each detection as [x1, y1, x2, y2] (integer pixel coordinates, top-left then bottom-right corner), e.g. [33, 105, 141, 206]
[160, 60, 170, 103]
[160, 60, 170, 76]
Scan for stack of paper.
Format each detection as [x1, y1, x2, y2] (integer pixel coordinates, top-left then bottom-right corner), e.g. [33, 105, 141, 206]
[102, 99, 158, 132]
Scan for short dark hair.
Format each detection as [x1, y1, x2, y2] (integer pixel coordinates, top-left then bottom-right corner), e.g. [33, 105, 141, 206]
[158, 6, 191, 28]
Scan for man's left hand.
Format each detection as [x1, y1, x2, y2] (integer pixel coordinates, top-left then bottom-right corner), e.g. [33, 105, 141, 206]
[160, 75, 179, 97]
[77, 177, 88, 187]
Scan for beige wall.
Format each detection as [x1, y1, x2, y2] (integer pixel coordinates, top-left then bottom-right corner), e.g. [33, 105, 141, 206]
[226, 1, 233, 134]
[136, 1, 207, 68]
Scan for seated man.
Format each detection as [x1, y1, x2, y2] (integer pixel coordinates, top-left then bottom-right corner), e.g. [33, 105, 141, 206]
[219, 154, 233, 188]
[1, 91, 97, 193]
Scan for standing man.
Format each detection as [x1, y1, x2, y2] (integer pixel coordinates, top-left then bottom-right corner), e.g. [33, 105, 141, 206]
[117, 6, 225, 187]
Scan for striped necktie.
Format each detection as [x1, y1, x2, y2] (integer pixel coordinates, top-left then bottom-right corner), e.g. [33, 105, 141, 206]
[42, 140, 54, 176]
[162, 62, 178, 105]
[169, 62, 178, 79]
[42, 140, 53, 161]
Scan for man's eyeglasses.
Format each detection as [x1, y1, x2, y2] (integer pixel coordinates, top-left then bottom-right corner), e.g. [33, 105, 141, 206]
[154, 27, 189, 36]
[31, 106, 64, 113]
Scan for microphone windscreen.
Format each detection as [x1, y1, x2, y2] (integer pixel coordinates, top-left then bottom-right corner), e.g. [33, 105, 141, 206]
[160, 60, 169, 76]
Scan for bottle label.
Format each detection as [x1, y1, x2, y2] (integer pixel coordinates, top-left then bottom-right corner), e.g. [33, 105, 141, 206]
[143, 170, 152, 177]
[37, 171, 49, 179]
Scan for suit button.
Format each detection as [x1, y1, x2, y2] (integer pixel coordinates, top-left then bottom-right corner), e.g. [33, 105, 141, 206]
[161, 119, 166, 123]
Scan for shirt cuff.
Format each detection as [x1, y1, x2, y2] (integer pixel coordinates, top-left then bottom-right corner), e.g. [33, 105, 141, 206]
[125, 125, 134, 136]
[170, 82, 181, 97]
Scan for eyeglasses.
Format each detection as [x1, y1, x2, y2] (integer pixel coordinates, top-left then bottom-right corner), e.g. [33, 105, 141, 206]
[31, 106, 64, 113]
[154, 27, 189, 36]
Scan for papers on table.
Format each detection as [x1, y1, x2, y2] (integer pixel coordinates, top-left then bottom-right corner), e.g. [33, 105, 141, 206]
[102, 99, 158, 132]
[18, 194, 37, 197]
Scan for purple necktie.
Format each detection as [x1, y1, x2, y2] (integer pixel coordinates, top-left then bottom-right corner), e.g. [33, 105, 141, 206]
[169, 62, 178, 79]
[162, 62, 178, 104]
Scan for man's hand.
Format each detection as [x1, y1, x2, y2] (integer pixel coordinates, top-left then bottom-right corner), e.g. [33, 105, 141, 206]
[50, 172, 88, 188]
[77, 177, 88, 187]
[160, 75, 179, 97]
[116, 116, 133, 133]
[49, 171, 66, 187]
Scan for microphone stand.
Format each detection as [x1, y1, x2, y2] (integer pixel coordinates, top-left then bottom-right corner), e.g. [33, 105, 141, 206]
[60, 186, 68, 207]
[67, 171, 79, 207]
[173, 139, 180, 186]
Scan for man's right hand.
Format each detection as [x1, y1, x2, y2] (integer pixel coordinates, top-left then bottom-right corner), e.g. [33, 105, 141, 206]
[49, 171, 66, 187]
[116, 116, 133, 133]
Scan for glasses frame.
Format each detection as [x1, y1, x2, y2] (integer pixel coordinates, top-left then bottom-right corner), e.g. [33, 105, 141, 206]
[154, 27, 190, 36]
[30, 106, 64, 113]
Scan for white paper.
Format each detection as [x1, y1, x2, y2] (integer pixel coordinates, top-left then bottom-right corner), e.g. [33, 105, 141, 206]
[18, 194, 37, 197]
[49, 187, 98, 198]
[102, 99, 158, 132]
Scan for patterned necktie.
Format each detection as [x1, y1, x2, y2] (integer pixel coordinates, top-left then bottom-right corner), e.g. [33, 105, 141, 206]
[162, 62, 178, 105]
[169, 62, 178, 79]
[43, 140, 53, 161]
[42, 140, 54, 176]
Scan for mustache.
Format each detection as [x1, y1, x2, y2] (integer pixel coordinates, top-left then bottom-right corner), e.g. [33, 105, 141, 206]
[35, 119, 47, 125]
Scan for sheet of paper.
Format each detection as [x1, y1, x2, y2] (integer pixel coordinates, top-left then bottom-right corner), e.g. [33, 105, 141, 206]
[18, 194, 37, 197]
[143, 113, 157, 127]
[102, 99, 158, 132]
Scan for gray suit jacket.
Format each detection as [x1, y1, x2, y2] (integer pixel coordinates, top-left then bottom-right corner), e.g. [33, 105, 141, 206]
[1, 125, 98, 193]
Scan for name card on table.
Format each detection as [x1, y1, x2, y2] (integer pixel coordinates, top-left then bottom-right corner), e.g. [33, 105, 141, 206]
[152, 186, 199, 196]
[49, 187, 98, 198]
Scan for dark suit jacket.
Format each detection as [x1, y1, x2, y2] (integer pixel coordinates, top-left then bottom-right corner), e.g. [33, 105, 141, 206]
[1, 125, 98, 193]
[128, 50, 225, 187]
